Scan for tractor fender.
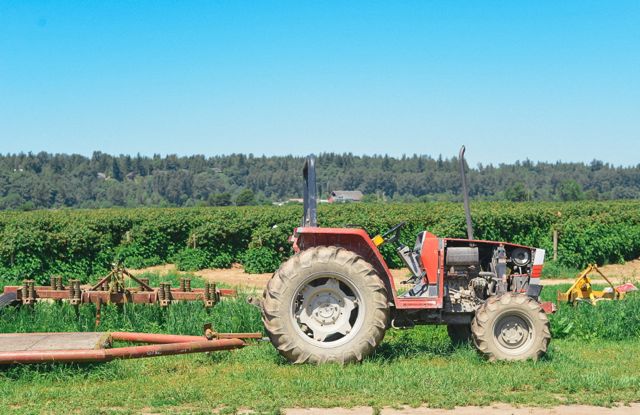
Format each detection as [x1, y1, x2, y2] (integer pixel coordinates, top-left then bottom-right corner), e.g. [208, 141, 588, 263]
[292, 227, 398, 304]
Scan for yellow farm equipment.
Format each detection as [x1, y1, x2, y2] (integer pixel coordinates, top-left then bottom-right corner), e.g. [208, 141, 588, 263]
[557, 264, 625, 305]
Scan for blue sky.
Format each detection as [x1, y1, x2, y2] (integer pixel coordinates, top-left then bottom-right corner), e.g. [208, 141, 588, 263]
[0, 1, 638, 165]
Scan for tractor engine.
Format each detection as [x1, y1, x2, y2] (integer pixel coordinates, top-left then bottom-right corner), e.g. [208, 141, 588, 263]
[443, 244, 534, 313]
[444, 247, 486, 312]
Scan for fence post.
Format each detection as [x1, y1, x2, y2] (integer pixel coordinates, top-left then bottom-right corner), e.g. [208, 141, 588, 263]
[553, 229, 558, 261]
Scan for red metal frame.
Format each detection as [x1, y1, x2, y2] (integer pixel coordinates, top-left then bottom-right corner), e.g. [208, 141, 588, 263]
[2, 285, 236, 306]
[2, 264, 236, 312]
[443, 237, 536, 250]
[293, 227, 547, 312]
[398, 231, 443, 309]
[293, 227, 442, 309]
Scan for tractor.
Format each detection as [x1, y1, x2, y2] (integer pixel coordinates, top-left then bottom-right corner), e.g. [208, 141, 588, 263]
[261, 147, 552, 364]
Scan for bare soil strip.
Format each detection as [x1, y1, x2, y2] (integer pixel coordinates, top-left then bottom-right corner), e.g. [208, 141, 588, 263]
[131, 262, 639, 289]
[286, 403, 640, 415]
[599, 259, 640, 279]
[131, 264, 412, 289]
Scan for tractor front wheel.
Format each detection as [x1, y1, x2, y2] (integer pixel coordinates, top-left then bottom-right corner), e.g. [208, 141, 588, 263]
[471, 293, 550, 361]
[262, 246, 390, 364]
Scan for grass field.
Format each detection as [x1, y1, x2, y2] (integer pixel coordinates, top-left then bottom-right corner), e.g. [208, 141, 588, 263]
[1, 275, 640, 414]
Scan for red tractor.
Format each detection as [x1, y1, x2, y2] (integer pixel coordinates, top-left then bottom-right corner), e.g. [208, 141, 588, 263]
[262, 148, 552, 364]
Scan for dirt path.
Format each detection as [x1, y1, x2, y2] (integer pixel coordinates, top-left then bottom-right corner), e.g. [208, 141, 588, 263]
[129, 263, 272, 288]
[131, 264, 414, 289]
[540, 278, 623, 286]
[599, 258, 640, 279]
[286, 404, 640, 415]
[131, 260, 640, 289]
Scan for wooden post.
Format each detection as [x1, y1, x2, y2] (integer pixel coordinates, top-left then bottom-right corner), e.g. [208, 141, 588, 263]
[553, 229, 558, 261]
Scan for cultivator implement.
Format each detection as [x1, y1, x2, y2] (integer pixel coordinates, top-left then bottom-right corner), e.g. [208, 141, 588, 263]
[0, 263, 235, 312]
[557, 264, 635, 305]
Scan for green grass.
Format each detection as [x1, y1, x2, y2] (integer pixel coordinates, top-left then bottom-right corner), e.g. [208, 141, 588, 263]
[0, 281, 260, 336]
[541, 260, 582, 279]
[2, 275, 640, 413]
[129, 270, 210, 289]
[2, 332, 640, 414]
[542, 284, 640, 341]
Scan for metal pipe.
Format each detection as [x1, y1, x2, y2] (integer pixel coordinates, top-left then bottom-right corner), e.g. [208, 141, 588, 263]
[111, 332, 263, 343]
[111, 332, 206, 344]
[0, 338, 245, 365]
[458, 145, 474, 240]
[107, 339, 244, 360]
[216, 332, 263, 340]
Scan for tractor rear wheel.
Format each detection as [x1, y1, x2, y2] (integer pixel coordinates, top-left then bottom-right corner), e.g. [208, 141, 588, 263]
[447, 324, 472, 346]
[262, 246, 390, 364]
[471, 293, 550, 361]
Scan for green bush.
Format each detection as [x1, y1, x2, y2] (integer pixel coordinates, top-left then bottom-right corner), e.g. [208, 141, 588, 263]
[173, 249, 233, 271]
[115, 244, 159, 269]
[1, 201, 640, 283]
[242, 247, 281, 274]
[541, 260, 581, 279]
[210, 252, 233, 269]
[174, 248, 212, 271]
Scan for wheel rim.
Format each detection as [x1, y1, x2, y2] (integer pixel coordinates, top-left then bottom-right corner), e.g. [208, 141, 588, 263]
[290, 272, 365, 348]
[493, 312, 534, 355]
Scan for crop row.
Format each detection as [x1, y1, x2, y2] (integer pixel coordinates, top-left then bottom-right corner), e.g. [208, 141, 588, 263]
[2, 279, 638, 343]
[1, 201, 640, 285]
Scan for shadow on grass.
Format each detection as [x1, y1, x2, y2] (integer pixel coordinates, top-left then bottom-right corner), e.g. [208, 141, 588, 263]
[370, 325, 559, 364]
[368, 326, 467, 362]
[247, 325, 490, 366]
[0, 360, 124, 381]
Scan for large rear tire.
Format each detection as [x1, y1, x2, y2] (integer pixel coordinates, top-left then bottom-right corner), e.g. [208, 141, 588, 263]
[471, 293, 551, 361]
[262, 246, 390, 364]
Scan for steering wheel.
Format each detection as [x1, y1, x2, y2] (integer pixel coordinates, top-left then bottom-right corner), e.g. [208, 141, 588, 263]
[381, 222, 406, 245]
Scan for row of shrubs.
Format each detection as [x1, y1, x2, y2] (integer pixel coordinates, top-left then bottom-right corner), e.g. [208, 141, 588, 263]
[1, 201, 639, 285]
[173, 246, 280, 274]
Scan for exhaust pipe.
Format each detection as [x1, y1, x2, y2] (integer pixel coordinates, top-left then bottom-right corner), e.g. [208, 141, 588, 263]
[458, 146, 474, 240]
[302, 155, 318, 227]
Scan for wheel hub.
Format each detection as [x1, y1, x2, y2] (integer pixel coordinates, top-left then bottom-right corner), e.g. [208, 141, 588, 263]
[294, 277, 359, 344]
[500, 322, 525, 345]
[495, 315, 531, 350]
[312, 296, 341, 324]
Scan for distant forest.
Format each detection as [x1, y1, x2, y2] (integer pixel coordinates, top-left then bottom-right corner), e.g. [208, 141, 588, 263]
[0, 152, 639, 210]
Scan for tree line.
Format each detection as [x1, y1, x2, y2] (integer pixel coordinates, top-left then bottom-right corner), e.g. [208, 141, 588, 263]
[0, 151, 638, 210]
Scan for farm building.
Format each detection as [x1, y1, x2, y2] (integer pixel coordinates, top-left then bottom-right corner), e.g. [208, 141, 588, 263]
[328, 190, 363, 203]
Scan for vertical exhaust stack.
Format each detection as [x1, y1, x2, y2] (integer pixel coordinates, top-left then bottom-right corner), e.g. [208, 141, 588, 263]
[302, 155, 318, 227]
[458, 146, 474, 240]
